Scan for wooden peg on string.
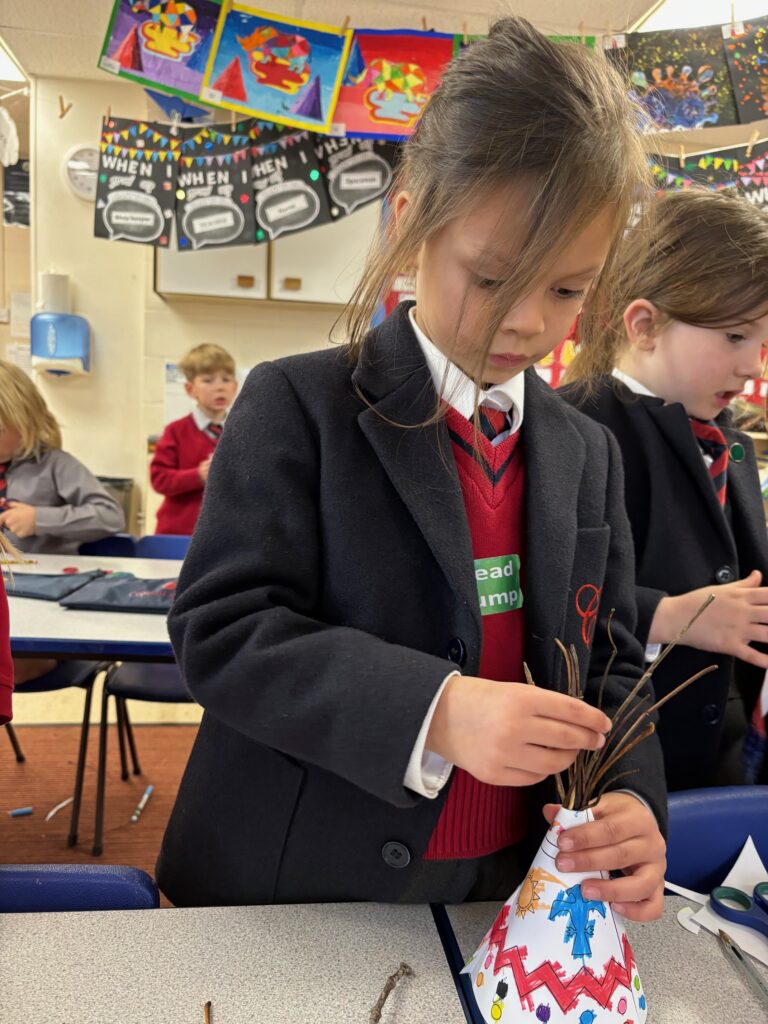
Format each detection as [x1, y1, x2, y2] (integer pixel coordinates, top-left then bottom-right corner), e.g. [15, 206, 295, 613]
[604, 23, 612, 51]
[421, 16, 428, 32]
[58, 94, 73, 119]
[746, 128, 760, 158]
[678, 144, 685, 169]
[463, 21, 469, 46]
[341, 15, 350, 32]
[578, 20, 585, 46]
[230, 108, 237, 131]
[106, 105, 111, 121]
[170, 109, 181, 137]
[731, 0, 737, 33]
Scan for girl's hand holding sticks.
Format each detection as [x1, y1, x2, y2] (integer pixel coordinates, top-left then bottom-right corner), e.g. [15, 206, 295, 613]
[426, 679, 612, 787]
[542, 793, 666, 921]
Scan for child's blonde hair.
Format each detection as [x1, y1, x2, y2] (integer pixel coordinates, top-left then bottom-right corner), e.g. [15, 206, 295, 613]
[566, 189, 768, 382]
[0, 360, 62, 458]
[178, 344, 235, 382]
[342, 17, 651, 382]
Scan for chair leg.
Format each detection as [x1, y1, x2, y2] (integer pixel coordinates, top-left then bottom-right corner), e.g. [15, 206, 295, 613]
[116, 697, 129, 781]
[92, 680, 111, 857]
[122, 701, 142, 776]
[5, 723, 25, 763]
[67, 680, 93, 847]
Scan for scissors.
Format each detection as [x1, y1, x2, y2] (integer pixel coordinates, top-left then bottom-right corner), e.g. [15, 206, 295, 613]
[710, 881, 768, 939]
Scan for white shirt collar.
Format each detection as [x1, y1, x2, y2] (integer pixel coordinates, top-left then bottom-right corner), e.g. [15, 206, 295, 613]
[408, 306, 525, 430]
[192, 407, 227, 431]
[612, 367, 659, 400]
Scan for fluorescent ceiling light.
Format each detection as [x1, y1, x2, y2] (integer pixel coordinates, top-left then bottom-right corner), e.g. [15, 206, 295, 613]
[641, 1, 768, 30]
[0, 39, 26, 83]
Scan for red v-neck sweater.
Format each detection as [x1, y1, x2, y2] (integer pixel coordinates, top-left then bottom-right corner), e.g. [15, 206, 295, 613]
[424, 407, 529, 860]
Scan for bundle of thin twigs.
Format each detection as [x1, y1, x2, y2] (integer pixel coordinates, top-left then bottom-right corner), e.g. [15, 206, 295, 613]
[523, 595, 717, 810]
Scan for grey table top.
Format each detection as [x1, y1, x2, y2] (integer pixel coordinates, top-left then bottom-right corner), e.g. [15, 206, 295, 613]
[446, 894, 768, 1023]
[1, 902, 465, 1024]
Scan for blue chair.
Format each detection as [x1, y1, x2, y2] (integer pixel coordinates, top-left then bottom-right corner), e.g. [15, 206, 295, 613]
[91, 531, 192, 856]
[134, 534, 190, 560]
[666, 786, 768, 891]
[10, 661, 110, 848]
[0, 864, 159, 912]
[79, 533, 137, 557]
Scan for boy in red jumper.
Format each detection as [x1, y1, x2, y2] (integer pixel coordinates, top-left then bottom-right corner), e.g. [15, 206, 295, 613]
[151, 344, 237, 535]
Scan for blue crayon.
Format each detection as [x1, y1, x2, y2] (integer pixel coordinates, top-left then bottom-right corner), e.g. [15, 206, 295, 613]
[8, 806, 33, 817]
[130, 784, 154, 823]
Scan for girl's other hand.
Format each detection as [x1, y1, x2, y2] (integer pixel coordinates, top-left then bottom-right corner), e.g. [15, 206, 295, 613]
[650, 569, 768, 669]
[0, 500, 36, 538]
[425, 676, 611, 787]
[543, 792, 666, 921]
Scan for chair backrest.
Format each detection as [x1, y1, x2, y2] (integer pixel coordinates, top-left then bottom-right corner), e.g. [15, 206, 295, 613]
[0, 864, 159, 913]
[135, 534, 190, 560]
[666, 786, 768, 891]
[79, 533, 136, 557]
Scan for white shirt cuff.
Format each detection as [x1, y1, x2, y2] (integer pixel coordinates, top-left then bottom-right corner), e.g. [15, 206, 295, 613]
[645, 642, 662, 663]
[404, 671, 457, 797]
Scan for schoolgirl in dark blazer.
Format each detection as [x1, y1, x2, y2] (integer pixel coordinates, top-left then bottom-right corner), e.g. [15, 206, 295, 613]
[157, 303, 666, 907]
[561, 189, 768, 792]
[157, 20, 669, 912]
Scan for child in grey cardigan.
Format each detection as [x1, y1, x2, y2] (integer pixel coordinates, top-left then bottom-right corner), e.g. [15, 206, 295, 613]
[0, 361, 124, 556]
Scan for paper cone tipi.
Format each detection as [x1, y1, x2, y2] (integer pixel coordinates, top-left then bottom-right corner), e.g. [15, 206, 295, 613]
[462, 807, 648, 1024]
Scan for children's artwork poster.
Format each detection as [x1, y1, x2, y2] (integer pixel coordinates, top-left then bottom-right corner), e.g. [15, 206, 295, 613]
[462, 808, 648, 1024]
[623, 25, 739, 130]
[201, 5, 351, 134]
[98, 0, 222, 103]
[334, 30, 454, 140]
[722, 17, 768, 123]
[313, 136, 399, 219]
[650, 138, 768, 210]
[251, 130, 331, 242]
[175, 123, 255, 249]
[95, 118, 179, 246]
[536, 337, 577, 389]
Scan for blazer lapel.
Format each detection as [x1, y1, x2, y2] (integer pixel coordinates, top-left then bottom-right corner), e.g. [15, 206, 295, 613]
[352, 306, 481, 647]
[641, 400, 736, 555]
[523, 371, 585, 690]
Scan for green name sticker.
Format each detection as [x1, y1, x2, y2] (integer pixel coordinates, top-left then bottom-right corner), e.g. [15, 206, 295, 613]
[475, 554, 523, 616]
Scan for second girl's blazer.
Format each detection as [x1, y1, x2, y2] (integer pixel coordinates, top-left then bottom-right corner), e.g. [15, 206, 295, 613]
[561, 377, 768, 790]
[157, 303, 666, 907]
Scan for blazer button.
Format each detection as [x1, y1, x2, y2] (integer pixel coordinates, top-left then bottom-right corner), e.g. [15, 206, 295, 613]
[700, 703, 720, 725]
[381, 841, 411, 869]
[715, 565, 735, 585]
[447, 637, 467, 666]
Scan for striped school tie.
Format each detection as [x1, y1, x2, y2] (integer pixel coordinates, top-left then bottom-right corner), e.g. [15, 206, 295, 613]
[689, 418, 728, 506]
[478, 405, 514, 447]
[205, 422, 223, 443]
[0, 463, 8, 503]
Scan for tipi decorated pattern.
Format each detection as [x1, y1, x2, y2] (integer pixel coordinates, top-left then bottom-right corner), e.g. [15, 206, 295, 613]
[462, 807, 647, 1024]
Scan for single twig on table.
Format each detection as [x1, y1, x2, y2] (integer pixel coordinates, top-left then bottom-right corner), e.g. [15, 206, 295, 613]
[369, 963, 414, 1023]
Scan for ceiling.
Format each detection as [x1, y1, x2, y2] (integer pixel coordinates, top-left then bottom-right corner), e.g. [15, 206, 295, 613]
[0, 0, 662, 82]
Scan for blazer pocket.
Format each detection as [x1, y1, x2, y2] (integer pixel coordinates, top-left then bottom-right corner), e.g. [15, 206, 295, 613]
[566, 525, 611, 659]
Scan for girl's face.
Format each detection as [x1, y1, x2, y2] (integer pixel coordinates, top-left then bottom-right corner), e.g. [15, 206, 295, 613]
[399, 184, 616, 385]
[623, 301, 768, 421]
[0, 426, 21, 463]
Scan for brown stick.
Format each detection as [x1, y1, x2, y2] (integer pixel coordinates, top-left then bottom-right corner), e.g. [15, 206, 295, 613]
[370, 963, 414, 1022]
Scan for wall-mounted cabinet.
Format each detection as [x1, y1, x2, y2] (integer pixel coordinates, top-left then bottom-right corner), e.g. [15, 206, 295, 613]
[154, 203, 381, 306]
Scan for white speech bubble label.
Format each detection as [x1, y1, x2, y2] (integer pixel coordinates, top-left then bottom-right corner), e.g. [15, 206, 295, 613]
[181, 196, 245, 250]
[104, 190, 163, 242]
[256, 180, 320, 239]
[329, 152, 392, 214]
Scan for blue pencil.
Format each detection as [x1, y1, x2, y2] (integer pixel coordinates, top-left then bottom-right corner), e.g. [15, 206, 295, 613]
[8, 806, 33, 817]
[130, 784, 154, 823]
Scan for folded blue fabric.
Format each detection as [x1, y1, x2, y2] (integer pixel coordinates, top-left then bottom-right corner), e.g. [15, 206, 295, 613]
[59, 575, 177, 614]
[8, 570, 107, 601]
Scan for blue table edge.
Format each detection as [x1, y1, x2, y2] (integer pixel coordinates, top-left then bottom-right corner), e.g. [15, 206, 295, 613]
[431, 904, 482, 1024]
[11, 636, 174, 660]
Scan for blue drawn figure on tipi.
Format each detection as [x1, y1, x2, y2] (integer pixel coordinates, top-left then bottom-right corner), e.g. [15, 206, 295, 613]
[548, 884, 606, 963]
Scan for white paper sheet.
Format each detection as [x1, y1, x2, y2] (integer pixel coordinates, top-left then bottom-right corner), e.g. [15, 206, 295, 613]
[690, 837, 768, 967]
